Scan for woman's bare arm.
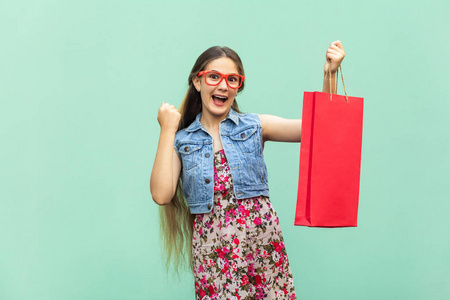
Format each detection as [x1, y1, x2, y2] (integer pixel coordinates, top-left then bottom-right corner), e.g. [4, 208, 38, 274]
[150, 103, 182, 205]
[259, 114, 301, 143]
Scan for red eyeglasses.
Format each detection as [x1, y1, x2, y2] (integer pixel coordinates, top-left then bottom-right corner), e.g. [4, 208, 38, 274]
[197, 71, 245, 89]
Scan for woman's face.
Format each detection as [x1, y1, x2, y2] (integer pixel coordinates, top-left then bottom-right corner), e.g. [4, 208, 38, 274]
[193, 57, 240, 121]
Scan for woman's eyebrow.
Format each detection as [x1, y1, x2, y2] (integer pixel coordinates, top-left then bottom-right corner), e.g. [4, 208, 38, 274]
[210, 69, 238, 74]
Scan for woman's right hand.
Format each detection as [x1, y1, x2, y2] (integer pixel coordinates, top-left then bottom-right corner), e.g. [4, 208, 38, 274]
[157, 102, 181, 133]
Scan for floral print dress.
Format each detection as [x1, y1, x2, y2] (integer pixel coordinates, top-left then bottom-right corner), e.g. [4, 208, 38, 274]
[192, 149, 297, 300]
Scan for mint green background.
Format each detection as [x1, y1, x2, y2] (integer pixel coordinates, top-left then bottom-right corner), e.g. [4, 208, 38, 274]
[1, 1, 449, 299]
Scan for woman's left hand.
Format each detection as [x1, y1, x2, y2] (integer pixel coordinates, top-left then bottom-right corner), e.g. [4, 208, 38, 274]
[324, 40, 345, 74]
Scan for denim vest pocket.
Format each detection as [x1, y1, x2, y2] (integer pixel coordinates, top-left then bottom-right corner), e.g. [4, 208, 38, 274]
[178, 143, 203, 170]
[230, 126, 258, 153]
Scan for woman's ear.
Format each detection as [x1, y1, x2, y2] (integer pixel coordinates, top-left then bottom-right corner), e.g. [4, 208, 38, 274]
[193, 77, 201, 92]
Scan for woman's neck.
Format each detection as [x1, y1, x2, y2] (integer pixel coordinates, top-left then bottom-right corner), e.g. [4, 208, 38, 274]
[200, 111, 228, 132]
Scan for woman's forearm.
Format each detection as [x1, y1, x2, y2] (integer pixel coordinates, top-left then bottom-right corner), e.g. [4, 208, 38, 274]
[150, 129, 178, 205]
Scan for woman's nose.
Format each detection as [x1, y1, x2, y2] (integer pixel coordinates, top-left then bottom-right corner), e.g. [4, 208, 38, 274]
[218, 77, 228, 90]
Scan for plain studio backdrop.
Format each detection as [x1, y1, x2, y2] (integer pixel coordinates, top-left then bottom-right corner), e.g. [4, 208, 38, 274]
[1, 1, 449, 299]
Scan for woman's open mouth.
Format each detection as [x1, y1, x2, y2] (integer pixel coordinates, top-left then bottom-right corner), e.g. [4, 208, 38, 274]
[212, 95, 228, 106]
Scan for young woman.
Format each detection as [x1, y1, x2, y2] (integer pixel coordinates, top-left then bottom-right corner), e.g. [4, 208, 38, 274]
[151, 42, 345, 300]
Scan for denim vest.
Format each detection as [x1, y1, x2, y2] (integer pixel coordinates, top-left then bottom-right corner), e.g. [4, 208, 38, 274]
[174, 108, 269, 214]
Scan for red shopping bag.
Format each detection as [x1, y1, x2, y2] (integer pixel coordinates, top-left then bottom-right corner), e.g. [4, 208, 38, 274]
[295, 70, 364, 227]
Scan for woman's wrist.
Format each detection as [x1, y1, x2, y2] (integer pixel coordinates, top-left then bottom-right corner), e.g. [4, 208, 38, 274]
[323, 70, 337, 77]
[160, 126, 178, 137]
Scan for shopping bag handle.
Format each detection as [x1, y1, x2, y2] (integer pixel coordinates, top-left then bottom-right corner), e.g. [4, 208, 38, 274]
[328, 65, 349, 103]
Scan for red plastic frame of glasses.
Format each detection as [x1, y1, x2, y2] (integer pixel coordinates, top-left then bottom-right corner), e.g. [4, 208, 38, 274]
[197, 71, 245, 89]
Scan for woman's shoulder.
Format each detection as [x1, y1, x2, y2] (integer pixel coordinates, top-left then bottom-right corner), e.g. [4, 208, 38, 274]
[174, 127, 193, 144]
[174, 126, 209, 149]
[235, 111, 261, 126]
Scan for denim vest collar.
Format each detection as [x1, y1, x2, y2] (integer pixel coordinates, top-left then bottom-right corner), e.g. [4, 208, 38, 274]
[185, 108, 240, 133]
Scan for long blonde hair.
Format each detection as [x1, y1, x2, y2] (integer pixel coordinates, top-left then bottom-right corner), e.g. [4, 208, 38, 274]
[159, 46, 244, 274]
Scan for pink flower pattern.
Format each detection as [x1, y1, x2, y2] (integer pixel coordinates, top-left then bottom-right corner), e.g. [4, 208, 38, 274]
[192, 149, 296, 300]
